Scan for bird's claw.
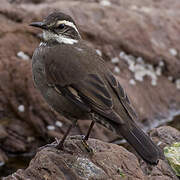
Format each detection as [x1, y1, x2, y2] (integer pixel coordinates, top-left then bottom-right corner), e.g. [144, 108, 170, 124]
[37, 138, 62, 152]
[81, 139, 94, 154]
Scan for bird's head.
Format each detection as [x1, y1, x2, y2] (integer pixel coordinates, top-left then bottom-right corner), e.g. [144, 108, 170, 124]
[30, 12, 81, 44]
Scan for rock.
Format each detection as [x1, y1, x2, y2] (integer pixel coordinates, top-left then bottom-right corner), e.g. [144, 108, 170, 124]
[150, 126, 180, 148]
[164, 142, 180, 177]
[141, 126, 180, 180]
[3, 133, 180, 180]
[145, 159, 179, 180]
[2, 137, 146, 180]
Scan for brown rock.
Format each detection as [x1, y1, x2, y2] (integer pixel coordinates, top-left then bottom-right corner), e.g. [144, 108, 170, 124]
[3, 137, 146, 180]
[142, 126, 180, 180]
[146, 160, 179, 180]
[3, 130, 179, 180]
[150, 126, 180, 148]
[141, 126, 180, 180]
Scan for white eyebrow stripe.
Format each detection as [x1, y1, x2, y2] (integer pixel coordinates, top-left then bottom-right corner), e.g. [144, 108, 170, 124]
[57, 20, 80, 36]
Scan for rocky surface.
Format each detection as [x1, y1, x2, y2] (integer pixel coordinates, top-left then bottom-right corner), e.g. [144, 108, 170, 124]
[0, 0, 180, 178]
[3, 138, 146, 180]
[143, 126, 180, 180]
[150, 126, 180, 147]
[3, 126, 180, 180]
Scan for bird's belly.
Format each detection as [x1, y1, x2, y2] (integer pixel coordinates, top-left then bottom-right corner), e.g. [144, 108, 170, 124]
[32, 67, 88, 120]
[43, 87, 88, 119]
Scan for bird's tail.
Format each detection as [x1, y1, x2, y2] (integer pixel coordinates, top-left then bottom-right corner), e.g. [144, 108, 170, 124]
[114, 122, 164, 165]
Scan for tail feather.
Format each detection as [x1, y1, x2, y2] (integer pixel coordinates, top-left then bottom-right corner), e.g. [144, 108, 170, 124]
[95, 114, 164, 164]
[117, 123, 164, 165]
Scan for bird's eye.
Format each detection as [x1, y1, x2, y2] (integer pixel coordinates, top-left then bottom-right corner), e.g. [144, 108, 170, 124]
[58, 23, 65, 29]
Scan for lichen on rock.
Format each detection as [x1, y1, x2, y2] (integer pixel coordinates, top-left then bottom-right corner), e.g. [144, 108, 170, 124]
[164, 142, 180, 176]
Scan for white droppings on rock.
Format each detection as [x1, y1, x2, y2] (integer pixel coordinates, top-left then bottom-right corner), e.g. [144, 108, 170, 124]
[47, 125, 55, 131]
[18, 105, 25, 112]
[146, 64, 153, 71]
[175, 79, 180, 89]
[168, 76, 173, 81]
[119, 51, 125, 58]
[151, 79, 157, 86]
[55, 121, 63, 128]
[136, 57, 144, 64]
[159, 60, 164, 67]
[169, 48, 178, 56]
[129, 79, 136, 85]
[156, 67, 162, 76]
[17, 51, 30, 60]
[121, 52, 158, 86]
[134, 69, 148, 82]
[111, 57, 119, 64]
[134, 64, 158, 83]
[99, 0, 111, 6]
[124, 54, 136, 63]
[114, 66, 120, 74]
[121, 54, 136, 72]
[128, 62, 135, 72]
[96, 49, 102, 56]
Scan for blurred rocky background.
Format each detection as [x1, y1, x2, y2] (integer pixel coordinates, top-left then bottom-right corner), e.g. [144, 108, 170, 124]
[0, 0, 180, 179]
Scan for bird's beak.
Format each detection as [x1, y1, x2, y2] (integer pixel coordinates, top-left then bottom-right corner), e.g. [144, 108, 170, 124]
[29, 22, 47, 30]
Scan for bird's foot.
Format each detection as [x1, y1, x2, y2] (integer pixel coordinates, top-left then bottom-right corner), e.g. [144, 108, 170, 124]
[37, 138, 62, 152]
[81, 136, 94, 154]
[37, 136, 94, 154]
[68, 135, 94, 153]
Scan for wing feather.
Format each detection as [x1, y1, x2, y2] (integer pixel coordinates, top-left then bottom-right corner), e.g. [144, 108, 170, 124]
[105, 72, 137, 120]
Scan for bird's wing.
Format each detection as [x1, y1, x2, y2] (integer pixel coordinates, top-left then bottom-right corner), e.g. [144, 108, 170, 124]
[105, 72, 137, 121]
[45, 55, 124, 124]
[44, 44, 135, 125]
[54, 72, 125, 124]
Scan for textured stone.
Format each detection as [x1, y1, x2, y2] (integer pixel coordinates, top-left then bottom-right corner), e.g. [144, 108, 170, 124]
[3, 138, 146, 180]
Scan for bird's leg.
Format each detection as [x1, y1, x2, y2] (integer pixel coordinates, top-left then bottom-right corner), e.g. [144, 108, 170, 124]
[81, 113, 95, 153]
[84, 120, 95, 140]
[37, 119, 77, 152]
[56, 119, 77, 149]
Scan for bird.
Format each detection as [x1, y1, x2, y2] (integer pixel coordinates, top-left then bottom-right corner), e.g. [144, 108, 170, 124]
[30, 12, 164, 165]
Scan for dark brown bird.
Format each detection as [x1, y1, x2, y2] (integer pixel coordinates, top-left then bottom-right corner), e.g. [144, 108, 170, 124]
[30, 12, 164, 165]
